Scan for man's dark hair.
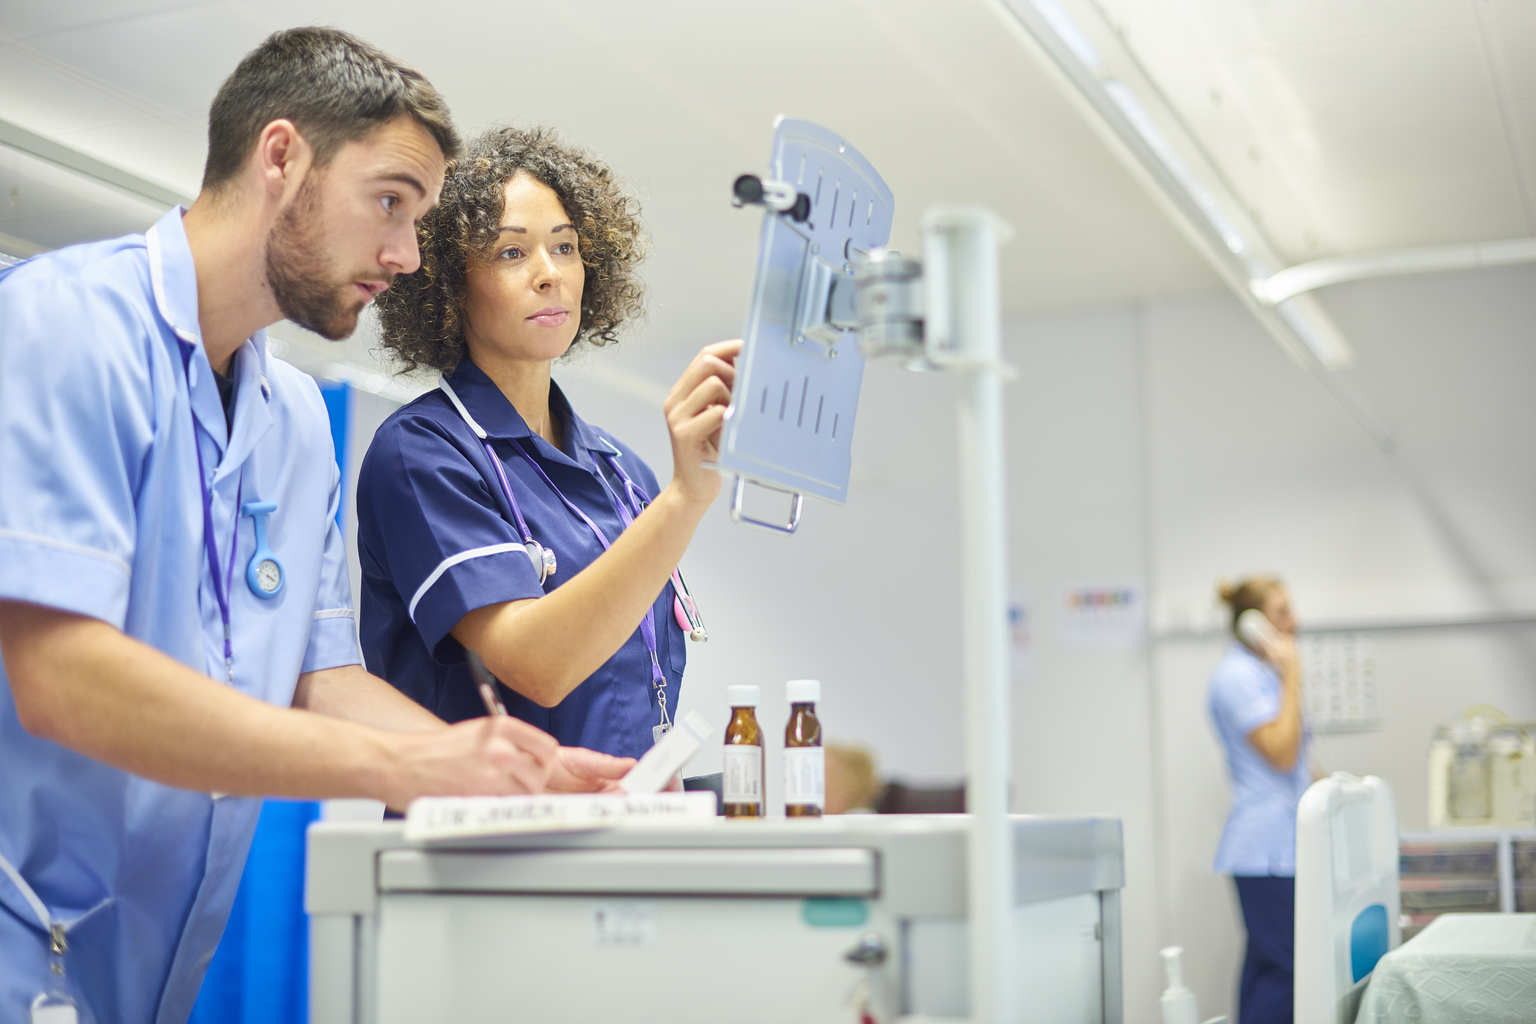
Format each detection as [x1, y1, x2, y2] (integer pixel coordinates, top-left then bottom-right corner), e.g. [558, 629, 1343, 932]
[375, 126, 647, 375]
[202, 27, 461, 192]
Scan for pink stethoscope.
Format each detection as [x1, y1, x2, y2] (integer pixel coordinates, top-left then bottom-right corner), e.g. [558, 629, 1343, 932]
[439, 378, 707, 645]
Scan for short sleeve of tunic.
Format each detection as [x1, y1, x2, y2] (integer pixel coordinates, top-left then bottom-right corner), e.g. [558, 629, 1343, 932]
[0, 257, 154, 627]
[1210, 653, 1279, 737]
[356, 411, 545, 661]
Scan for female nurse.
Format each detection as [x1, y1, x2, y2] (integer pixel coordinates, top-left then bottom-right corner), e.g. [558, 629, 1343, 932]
[1208, 576, 1314, 1024]
[357, 126, 738, 759]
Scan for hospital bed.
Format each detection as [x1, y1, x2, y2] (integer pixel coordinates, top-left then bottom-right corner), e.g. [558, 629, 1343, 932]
[1293, 773, 1401, 1024]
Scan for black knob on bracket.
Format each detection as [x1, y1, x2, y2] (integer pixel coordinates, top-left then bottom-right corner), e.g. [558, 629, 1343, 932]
[732, 174, 812, 224]
[733, 174, 765, 206]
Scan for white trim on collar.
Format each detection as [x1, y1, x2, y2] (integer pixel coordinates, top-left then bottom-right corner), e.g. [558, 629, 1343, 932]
[438, 375, 488, 440]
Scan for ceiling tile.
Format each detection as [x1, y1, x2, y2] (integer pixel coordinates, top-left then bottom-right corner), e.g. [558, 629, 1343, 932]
[1166, 0, 1471, 53]
[1504, 100, 1536, 155]
[1264, 103, 1511, 187]
[1226, 29, 1492, 128]
[1478, 0, 1536, 26]
[1194, 140, 1329, 257]
[19, 3, 269, 122]
[0, 44, 153, 135]
[1095, 0, 1207, 62]
[1302, 166, 1528, 248]
[0, 1, 215, 42]
[1485, 15, 1536, 103]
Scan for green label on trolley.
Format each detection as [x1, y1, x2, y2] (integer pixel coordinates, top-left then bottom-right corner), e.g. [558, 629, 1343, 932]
[801, 898, 868, 928]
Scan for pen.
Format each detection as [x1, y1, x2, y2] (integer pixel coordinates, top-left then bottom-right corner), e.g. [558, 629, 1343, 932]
[466, 649, 509, 717]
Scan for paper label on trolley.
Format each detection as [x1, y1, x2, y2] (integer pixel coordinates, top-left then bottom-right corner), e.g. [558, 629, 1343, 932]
[783, 747, 825, 808]
[403, 792, 717, 841]
[721, 745, 763, 804]
[593, 902, 658, 947]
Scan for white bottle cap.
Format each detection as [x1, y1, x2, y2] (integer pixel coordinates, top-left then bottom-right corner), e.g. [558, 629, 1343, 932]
[786, 679, 821, 703]
[726, 685, 760, 706]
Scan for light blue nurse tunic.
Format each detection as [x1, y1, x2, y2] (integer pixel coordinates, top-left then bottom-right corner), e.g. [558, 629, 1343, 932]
[0, 207, 358, 1024]
[1208, 641, 1313, 876]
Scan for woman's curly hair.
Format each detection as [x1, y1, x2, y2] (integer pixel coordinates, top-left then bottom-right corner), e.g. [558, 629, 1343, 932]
[375, 125, 646, 374]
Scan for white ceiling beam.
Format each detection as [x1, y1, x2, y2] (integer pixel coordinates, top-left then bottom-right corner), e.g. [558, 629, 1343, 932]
[0, 116, 191, 210]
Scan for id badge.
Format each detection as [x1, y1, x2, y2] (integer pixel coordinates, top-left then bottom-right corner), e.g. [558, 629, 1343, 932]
[31, 995, 78, 1024]
[652, 722, 670, 744]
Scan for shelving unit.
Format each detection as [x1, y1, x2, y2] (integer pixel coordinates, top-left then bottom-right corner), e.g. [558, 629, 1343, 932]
[1399, 829, 1536, 940]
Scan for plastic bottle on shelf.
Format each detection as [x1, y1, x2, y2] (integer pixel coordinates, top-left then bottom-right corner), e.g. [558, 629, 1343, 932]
[784, 679, 824, 817]
[723, 685, 764, 817]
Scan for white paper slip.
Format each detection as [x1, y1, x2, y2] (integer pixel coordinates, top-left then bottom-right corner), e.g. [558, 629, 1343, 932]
[620, 710, 714, 795]
[404, 791, 718, 841]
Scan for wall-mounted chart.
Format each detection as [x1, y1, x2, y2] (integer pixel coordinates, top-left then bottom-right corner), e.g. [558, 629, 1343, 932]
[1302, 633, 1381, 732]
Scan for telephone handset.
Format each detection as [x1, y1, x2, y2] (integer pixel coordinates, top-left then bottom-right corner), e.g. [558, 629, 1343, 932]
[1237, 608, 1283, 650]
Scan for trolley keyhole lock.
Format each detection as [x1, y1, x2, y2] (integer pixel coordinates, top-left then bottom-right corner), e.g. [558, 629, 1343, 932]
[843, 931, 888, 967]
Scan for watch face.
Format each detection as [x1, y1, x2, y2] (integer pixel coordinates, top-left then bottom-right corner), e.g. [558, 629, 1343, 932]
[256, 559, 282, 593]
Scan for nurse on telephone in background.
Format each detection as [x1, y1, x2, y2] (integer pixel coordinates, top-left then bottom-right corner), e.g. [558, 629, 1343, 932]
[1208, 576, 1316, 1024]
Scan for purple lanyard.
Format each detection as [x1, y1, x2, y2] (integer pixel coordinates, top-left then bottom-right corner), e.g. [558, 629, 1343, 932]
[189, 385, 242, 682]
[488, 437, 670, 725]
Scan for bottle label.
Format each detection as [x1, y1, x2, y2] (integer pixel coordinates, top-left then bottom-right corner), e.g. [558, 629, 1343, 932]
[784, 747, 825, 808]
[722, 745, 762, 804]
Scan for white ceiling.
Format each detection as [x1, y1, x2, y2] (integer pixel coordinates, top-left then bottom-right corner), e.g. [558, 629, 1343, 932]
[0, 0, 1530, 355]
[1091, 0, 1536, 261]
[0, 0, 1218, 353]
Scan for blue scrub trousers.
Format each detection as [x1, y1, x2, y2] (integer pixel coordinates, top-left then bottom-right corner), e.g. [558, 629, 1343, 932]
[1233, 875, 1294, 1024]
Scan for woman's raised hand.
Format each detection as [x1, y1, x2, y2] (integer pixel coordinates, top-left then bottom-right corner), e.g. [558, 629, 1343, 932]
[1258, 630, 1300, 684]
[664, 339, 742, 506]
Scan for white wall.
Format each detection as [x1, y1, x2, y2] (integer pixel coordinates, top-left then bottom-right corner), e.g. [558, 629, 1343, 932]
[1002, 263, 1536, 1021]
[1138, 265, 1536, 1020]
[332, 262, 1536, 1023]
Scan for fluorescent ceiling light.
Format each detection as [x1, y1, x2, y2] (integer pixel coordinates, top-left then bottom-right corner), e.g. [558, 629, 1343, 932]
[995, 0, 1356, 370]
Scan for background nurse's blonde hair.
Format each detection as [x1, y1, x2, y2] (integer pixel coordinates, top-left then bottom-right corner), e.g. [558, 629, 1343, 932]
[1218, 576, 1284, 635]
[824, 744, 883, 814]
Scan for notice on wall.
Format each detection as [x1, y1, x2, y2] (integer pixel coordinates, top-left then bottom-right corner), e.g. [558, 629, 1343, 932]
[1009, 591, 1033, 679]
[1057, 582, 1146, 649]
[1300, 633, 1380, 732]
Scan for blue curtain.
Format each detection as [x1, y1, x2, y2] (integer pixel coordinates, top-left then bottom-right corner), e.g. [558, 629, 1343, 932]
[318, 380, 351, 526]
[188, 800, 320, 1023]
[190, 378, 352, 1024]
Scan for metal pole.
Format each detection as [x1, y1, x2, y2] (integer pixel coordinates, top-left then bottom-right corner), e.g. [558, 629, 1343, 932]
[924, 207, 1014, 1022]
[1498, 833, 1515, 914]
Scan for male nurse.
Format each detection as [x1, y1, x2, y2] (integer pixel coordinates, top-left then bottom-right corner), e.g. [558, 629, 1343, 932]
[0, 28, 631, 1024]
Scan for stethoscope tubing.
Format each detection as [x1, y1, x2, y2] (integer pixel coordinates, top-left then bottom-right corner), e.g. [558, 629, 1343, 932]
[438, 376, 705, 736]
[440, 376, 705, 638]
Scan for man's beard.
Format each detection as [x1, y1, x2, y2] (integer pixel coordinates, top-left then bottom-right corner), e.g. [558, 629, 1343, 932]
[265, 178, 375, 341]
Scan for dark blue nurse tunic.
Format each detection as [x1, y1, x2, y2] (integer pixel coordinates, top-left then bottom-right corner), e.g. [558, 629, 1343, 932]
[355, 360, 686, 758]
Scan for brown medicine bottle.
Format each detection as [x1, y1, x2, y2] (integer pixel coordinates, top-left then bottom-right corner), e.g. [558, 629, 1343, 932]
[722, 685, 764, 817]
[783, 679, 824, 817]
